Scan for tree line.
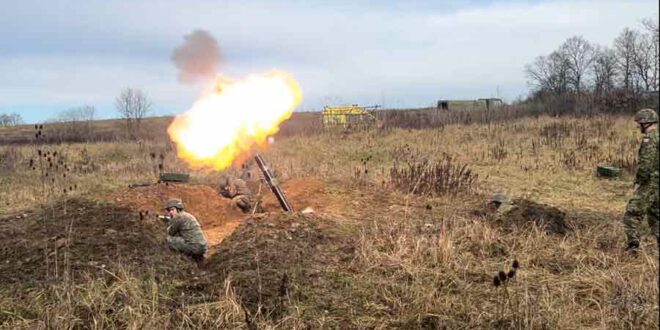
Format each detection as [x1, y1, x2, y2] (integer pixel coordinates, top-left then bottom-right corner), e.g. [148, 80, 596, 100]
[0, 113, 23, 127]
[524, 17, 659, 113]
[1, 88, 152, 143]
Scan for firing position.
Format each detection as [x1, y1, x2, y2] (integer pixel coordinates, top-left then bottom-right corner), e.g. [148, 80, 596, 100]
[623, 108, 659, 255]
[162, 199, 208, 261]
[218, 175, 253, 213]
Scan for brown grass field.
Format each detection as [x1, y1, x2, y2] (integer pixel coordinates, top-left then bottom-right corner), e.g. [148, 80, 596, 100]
[0, 110, 658, 329]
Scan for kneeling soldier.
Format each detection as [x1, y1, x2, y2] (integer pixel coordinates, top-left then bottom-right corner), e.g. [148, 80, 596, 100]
[164, 199, 208, 261]
[218, 175, 253, 213]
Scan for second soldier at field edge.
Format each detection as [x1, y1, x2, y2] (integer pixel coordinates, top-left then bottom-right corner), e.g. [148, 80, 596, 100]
[623, 108, 659, 254]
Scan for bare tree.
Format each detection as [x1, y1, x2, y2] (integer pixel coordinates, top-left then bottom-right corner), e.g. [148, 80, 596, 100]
[0, 112, 23, 126]
[592, 46, 618, 94]
[631, 35, 655, 91]
[115, 88, 152, 138]
[614, 28, 639, 92]
[560, 36, 595, 93]
[49, 106, 96, 141]
[641, 17, 659, 91]
[525, 50, 571, 95]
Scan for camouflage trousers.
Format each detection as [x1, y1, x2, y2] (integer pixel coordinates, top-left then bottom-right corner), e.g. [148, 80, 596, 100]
[623, 190, 659, 249]
[167, 235, 207, 258]
[232, 195, 252, 213]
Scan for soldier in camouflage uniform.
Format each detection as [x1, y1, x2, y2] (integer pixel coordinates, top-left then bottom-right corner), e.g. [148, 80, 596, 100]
[218, 175, 253, 213]
[623, 108, 659, 254]
[164, 199, 208, 261]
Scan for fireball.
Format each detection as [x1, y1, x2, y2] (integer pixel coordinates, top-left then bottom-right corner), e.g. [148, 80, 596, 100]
[168, 70, 302, 170]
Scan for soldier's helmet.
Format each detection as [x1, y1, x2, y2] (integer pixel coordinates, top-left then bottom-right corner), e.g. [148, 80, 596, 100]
[491, 193, 507, 204]
[634, 108, 659, 124]
[165, 199, 184, 210]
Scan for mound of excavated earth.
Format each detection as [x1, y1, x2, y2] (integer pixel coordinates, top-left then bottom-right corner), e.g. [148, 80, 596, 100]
[0, 198, 197, 285]
[201, 211, 356, 319]
[496, 199, 572, 235]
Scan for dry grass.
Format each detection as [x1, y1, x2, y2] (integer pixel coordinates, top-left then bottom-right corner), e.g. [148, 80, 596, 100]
[0, 113, 658, 328]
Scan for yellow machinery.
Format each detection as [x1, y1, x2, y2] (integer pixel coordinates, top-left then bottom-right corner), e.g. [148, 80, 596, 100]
[322, 104, 379, 129]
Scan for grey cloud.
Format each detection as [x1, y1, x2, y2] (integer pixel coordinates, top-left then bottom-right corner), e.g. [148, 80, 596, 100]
[171, 30, 222, 84]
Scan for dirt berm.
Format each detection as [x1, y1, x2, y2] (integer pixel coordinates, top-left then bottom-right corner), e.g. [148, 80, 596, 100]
[201, 211, 356, 319]
[0, 198, 198, 286]
[497, 198, 572, 235]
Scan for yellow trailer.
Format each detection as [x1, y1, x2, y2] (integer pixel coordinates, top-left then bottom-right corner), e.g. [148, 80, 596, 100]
[322, 104, 378, 129]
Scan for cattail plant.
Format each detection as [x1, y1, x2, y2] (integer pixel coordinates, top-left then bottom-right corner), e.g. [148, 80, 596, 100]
[489, 139, 508, 161]
[492, 259, 522, 326]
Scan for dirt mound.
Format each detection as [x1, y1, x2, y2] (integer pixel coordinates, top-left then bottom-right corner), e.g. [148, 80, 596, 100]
[257, 178, 327, 212]
[496, 199, 572, 235]
[201, 211, 355, 318]
[0, 198, 196, 285]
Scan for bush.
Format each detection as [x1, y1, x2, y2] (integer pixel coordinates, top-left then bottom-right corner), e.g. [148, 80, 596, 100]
[389, 153, 478, 196]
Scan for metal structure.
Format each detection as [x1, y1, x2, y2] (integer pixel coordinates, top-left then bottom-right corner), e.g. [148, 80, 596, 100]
[254, 153, 292, 212]
[437, 98, 503, 111]
[322, 104, 379, 129]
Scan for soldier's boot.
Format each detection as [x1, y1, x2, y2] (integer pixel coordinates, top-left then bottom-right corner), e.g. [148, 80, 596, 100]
[232, 195, 252, 214]
[623, 197, 644, 254]
[626, 241, 640, 256]
[191, 253, 205, 265]
[648, 205, 659, 253]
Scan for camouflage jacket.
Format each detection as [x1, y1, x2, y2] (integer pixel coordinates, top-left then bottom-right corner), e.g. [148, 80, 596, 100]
[167, 211, 208, 246]
[635, 129, 659, 193]
[219, 178, 251, 199]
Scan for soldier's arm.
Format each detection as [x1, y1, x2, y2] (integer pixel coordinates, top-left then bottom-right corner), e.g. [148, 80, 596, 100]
[228, 181, 238, 197]
[167, 216, 182, 236]
[635, 135, 657, 186]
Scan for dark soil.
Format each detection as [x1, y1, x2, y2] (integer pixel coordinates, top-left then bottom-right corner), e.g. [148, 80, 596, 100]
[0, 198, 195, 286]
[496, 198, 572, 235]
[201, 211, 356, 319]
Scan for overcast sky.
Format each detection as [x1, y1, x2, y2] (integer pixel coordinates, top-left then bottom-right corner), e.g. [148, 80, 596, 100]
[0, 0, 657, 123]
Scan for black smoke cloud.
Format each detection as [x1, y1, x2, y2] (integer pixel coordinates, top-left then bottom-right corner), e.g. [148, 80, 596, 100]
[171, 30, 221, 84]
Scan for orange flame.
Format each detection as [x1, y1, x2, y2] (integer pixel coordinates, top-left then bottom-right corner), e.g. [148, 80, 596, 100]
[168, 70, 302, 170]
